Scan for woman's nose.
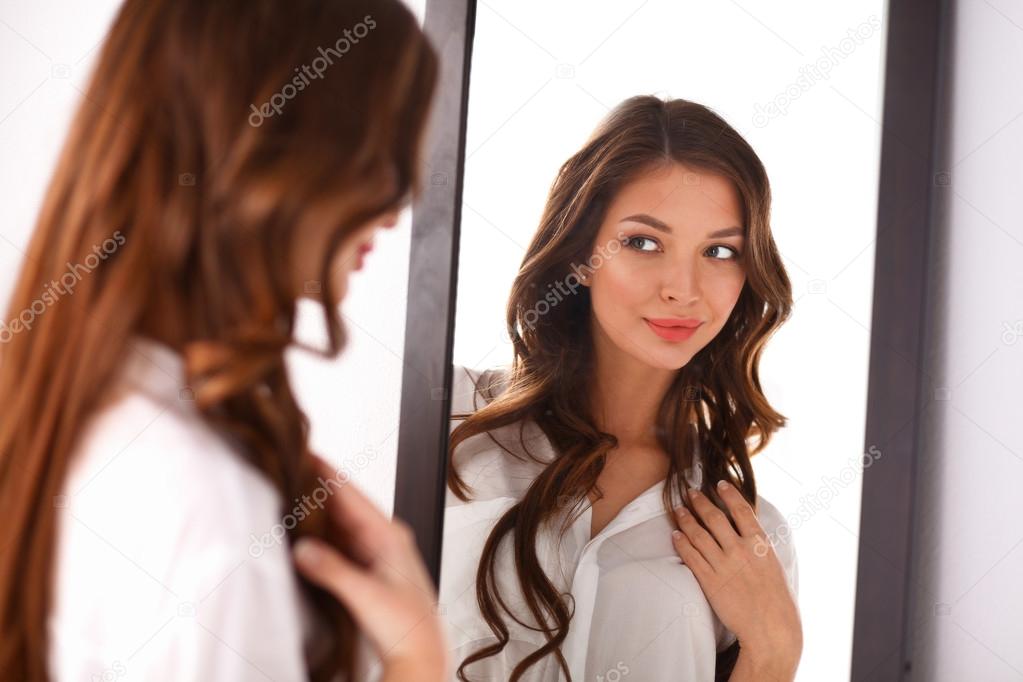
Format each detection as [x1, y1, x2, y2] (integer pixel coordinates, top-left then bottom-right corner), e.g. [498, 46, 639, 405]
[662, 263, 701, 305]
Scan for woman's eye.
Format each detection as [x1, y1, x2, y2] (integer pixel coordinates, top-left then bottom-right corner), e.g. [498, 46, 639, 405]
[707, 244, 741, 260]
[625, 235, 659, 252]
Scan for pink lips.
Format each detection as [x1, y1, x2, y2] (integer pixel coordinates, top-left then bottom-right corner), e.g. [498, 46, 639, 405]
[644, 318, 702, 342]
[354, 241, 373, 271]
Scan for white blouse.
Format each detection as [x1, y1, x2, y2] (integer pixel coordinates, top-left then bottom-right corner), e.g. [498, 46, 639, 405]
[47, 336, 342, 681]
[439, 365, 799, 682]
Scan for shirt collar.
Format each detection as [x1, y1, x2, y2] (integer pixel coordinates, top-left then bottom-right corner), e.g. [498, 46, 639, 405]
[119, 335, 193, 408]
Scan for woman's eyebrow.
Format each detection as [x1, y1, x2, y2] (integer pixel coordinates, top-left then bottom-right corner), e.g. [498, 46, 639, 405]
[619, 213, 744, 238]
[707, 226, 745, 238]
[620, 213, 672, 233]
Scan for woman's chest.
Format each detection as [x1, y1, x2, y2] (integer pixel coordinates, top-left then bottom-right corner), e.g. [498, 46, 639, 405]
[586, 450, 671, 541]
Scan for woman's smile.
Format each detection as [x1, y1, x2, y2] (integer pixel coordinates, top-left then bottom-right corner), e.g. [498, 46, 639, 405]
[644, 317, 703, 342]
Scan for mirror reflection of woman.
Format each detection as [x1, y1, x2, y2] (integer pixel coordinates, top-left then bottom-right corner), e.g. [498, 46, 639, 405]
[0, 1, 449, 680]
[443, 96, 801, 681]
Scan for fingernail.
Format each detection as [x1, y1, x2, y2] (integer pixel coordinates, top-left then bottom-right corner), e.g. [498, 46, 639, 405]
[674, 504, 688, 517]
[717, 479, 728, 490]
[687, 486, 700, 497]
[672, 530, 683, 539]
[294, 539, 321, 567]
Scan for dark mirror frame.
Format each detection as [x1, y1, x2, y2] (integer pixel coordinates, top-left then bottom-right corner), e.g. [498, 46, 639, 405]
[392, 1, 949, 679]
[391, 0, 475, 587]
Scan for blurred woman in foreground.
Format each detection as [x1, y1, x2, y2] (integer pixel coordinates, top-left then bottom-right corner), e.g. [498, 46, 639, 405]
[0, 0, 445, 679]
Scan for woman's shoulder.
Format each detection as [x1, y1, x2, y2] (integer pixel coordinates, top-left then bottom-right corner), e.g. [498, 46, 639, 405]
[64, 378, 284, 557]
[68, 336, 279, 514]
[49, 338, 320, 679]
[753, 493, 799, 596]
[449, 363, 511, 415]
[447, 363, 555, 504]
[50, 379, 315, 679]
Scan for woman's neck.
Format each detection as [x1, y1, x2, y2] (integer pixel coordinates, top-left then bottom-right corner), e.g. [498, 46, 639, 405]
[588, 334, 677, 448]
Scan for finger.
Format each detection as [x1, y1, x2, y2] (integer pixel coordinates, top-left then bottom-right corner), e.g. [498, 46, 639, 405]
[671, 528, 712, 576]
[368, 521, 436, 597]
[714, 479, 765, 539]
[293, 537, 385, 624]
[687, 488, 739, 551]
[673, 503, 724, 563]
[309, 456, 391, 545]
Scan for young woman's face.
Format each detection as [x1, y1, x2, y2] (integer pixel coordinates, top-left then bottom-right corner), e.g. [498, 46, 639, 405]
[329, 208, 400, 301]
[294, 206, 401, 303]
[582, 162, 747, 371]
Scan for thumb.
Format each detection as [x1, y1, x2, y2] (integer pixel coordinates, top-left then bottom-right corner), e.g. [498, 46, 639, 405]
[293, 537, 383, 621]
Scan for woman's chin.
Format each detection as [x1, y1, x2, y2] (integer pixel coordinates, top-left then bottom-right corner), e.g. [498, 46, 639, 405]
[630, 346, 697, 372]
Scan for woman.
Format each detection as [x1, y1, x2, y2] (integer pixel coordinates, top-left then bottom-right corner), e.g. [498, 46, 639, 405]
[0, 0, 447, 680]
[442, 96, 802, 681]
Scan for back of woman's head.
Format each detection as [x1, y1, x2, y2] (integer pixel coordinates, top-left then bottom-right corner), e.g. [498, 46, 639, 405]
[0, 0, 437, 679]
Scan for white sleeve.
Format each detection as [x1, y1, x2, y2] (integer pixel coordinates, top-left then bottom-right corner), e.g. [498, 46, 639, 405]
[48, 404, 319, 682]
[449, 364, 487, 417]
[129, 544, 313, 681]
[758, 496, 799, 599]
[49, 533, 315, 682]
[446, 364, 490, 509]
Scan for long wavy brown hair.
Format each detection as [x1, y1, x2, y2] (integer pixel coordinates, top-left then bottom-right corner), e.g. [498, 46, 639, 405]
[0, 0, 436, 679]
[447, 95, 793, 681]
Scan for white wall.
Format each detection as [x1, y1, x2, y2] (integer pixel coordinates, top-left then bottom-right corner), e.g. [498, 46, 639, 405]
[452, 2, 887, 679]
[906, 1, 1023, 679]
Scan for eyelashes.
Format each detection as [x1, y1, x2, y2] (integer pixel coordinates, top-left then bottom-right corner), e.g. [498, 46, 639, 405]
[624, 235, 659, 252]
[707, 244, 742, 260]
[622, 235, 742, 261]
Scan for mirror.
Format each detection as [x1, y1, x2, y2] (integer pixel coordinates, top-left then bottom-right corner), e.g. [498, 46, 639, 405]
[434, 2, 887, 680]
